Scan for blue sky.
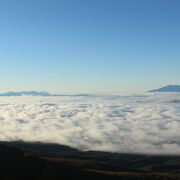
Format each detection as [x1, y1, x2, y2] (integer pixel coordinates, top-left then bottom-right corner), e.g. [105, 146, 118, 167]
[0, 0, 179, 93]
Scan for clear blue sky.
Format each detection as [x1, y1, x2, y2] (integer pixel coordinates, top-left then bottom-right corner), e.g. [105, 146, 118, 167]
[0, 0, 179, 93]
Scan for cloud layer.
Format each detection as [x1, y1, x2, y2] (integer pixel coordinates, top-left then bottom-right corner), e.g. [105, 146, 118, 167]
[0, 93, 180, 155]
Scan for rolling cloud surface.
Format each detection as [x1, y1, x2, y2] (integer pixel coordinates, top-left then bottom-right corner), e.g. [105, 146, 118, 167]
[0, 93, 179, 154]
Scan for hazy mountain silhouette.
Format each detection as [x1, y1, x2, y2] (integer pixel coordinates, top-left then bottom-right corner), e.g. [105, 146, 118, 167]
[0, 91, 50, 96]
[0, 91, 93, 97]
[148, 85, 180, 92]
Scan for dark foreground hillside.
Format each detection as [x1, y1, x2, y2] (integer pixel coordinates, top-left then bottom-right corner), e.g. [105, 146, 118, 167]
[0, 142, 180, 180]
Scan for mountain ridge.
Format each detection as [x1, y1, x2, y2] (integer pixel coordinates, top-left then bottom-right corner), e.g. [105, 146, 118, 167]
[0, 91, 93, 97]
[0, 91, 50, 96]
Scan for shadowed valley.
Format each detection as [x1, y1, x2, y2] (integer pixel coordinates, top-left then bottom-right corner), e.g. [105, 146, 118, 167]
[0, 142, 179, 180]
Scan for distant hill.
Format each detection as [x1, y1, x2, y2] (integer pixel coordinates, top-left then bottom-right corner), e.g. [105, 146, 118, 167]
[0, 91, 50, 96]
[148, 85, 180, 92]
[0, 91, 93, 97]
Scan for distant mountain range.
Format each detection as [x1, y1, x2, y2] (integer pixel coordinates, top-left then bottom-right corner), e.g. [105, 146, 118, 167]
[0, 91, 92, 97]
[0, 85, 179, 97]
[148, 85, 180, 92]
[0, 91, 51, 96]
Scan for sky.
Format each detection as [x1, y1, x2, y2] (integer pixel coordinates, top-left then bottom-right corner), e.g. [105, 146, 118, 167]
[0, 0, 179, 94]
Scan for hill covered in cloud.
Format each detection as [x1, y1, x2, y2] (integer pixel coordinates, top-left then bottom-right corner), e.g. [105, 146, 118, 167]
[0, 93, 179, 155]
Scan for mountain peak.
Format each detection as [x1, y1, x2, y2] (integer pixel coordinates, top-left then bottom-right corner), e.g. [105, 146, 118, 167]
[148, 85, 180, 92]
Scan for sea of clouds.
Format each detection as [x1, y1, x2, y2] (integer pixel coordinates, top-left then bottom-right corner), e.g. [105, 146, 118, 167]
[0, 93, 180, 155]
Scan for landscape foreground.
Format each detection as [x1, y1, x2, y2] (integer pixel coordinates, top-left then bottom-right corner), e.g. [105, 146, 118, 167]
[0, 141, 180, 180]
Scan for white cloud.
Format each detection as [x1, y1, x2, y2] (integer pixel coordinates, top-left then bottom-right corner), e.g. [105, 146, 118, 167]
[0, 93, 180, 154]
